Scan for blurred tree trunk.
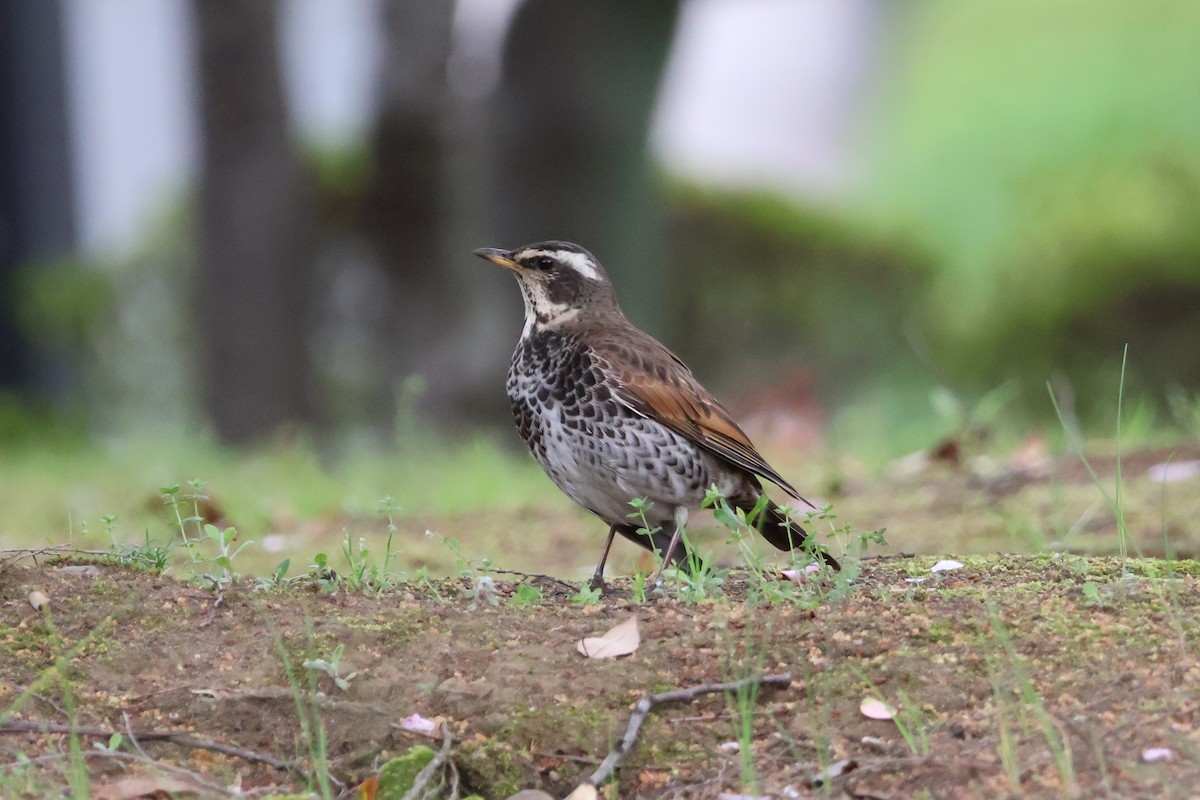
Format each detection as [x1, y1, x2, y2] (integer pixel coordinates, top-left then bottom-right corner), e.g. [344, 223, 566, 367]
[359, 0, 459, 423]
[491, 0, 681, 332]
[192, 0, 317, 443]
[0, 0, 75, 399]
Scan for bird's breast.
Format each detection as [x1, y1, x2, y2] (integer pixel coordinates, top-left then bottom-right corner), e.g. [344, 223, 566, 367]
[505, 332, 734, 523]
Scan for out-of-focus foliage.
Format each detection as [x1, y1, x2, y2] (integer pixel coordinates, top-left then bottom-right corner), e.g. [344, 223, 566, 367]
[665, 183, 924, 397]
[865, 0, 1200, 408]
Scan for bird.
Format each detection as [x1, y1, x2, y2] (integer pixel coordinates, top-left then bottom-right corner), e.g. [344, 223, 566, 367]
[474, 240, 841, 590]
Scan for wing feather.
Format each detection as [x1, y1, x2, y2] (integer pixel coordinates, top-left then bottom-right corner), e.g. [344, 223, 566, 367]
[587, 329, 805, 500]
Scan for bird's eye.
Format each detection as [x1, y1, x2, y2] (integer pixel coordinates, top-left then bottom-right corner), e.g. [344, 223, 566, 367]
[531, 256, 555, 271]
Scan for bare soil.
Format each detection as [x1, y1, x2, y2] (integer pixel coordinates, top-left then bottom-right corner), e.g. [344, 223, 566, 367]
[2, 550, 1198, 799]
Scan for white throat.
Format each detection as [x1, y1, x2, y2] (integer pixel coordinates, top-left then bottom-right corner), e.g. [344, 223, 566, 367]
[519, 280, 579, 339]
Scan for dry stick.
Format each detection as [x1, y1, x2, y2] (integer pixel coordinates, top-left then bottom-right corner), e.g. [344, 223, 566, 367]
[0, 720, 299, 774]
[400, 724, 455, 800]
[484, 567, 579, 594]
[587, 672, 793, 788]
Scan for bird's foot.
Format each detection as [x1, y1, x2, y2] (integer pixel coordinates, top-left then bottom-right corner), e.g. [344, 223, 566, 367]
[587, 574, 609, 594]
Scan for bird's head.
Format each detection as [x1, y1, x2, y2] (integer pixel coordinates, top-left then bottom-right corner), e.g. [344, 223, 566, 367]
[474, 241, 620, 336]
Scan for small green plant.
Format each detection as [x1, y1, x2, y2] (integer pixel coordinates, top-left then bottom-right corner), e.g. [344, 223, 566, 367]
[267, 619, 335, 797]
[92, 731, 123, 754]
[985, 601, 1077, 794]
[663, 548, 727, 603]
[891, 690, 933, 757]
[508, 582, 542, 607]
[255, 558, 293, 590]
[413, 565, 446, 602]
[302, 643, 359, 692]
[160, 480, 207, 562]
[1048, 345, 1133, 574]
[425, 529, 491, 579]
[630, 569, 649, 604]
[306, 552, 340, 593]
[200, 523, 251, 588]
[111, 528, 175, 574]
[570, 583, 603, 606]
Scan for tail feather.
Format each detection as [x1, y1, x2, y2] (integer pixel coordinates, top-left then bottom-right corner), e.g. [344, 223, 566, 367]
[739, 496, 841, 571]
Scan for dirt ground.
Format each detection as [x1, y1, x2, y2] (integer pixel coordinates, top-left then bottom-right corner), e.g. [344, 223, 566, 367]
[2, 549, 1198, 799]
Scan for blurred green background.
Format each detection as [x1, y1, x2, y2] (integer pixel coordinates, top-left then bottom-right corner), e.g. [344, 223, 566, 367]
[2, 0, 1198, 571]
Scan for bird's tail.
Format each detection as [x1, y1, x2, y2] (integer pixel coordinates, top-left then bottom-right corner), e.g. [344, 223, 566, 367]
[740, 496, 841, 571]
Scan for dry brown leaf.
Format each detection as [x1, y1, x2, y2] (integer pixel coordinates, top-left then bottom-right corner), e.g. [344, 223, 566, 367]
[576, 615, 640, 659]
[357, 773, 379, 800]
[92, 775, 199, 799]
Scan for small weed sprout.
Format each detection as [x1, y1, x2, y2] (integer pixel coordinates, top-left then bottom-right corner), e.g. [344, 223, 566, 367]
[508, 582, 542, 607]
[425, 529, 491, 580]
[302, 643, 358, 692]
[338, 497, 405, 595]
[201, 523, 251, 589]
[92, 732, 123, 754]
[570, 583, 603, 606]
[413, 565, 446, 602]
[627, 496, 725, 600]
[110, 528, 175, 574]
[255, 558, 293, 590]
[1049, 344, 1133, 574]
[630, 569, 649, 604]
[307, 552, 340, 593]
[626, 496, 663, 557]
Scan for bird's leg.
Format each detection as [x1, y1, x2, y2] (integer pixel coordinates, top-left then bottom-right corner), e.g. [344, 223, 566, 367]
[588, 524, 621, 592]
[652, 507, 690, 586]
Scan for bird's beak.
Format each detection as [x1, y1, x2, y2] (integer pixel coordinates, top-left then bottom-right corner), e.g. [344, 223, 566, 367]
[473, 247, 521, 273]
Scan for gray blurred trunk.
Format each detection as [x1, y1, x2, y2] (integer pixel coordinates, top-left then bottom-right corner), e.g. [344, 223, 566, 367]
[0, 0, 75, 398]
[359, 0, 461, 423]
[192, 0, 317, 443]
[491, 0, 681, 332]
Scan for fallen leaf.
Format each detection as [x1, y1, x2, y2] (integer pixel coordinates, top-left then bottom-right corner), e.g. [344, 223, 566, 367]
[1147, 461, 1200, 484]
[577, 615, 639, 659]
[1142, 747, 1174, 762]
[859, 697, 896, 720]
[931, 559, 964, 573]
[357, 773, 379, 800]
[780, 563, 822, 583]
[28, 591, 50, 611]
[399, 712, 442, 738]
[92, 775, 199, 799]
[564, 785, 598, 800]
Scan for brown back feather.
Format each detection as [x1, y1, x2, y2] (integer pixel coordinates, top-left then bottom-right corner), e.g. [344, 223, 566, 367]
[586, 328, 805, 500]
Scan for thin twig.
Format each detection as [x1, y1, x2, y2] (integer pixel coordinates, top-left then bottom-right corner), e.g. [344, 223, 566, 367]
[484, 567, 578, 594]
[2, 749, 236, 797]
[0, 720, 300, 775]
[587, 672, 792, 787]
[400, 724, 455, 800]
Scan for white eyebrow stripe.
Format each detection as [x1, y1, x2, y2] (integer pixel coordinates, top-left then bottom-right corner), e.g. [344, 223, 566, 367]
[517, 248, 601, 281]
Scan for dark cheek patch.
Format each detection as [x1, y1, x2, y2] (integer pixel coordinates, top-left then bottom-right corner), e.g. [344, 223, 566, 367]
[546, 270, 580, 306]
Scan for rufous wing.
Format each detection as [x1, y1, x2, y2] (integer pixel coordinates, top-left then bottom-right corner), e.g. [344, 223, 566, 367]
[588, 331, 805, 501]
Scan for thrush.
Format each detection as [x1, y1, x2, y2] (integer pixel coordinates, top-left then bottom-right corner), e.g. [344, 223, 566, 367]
[474, 241, 841, 590]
